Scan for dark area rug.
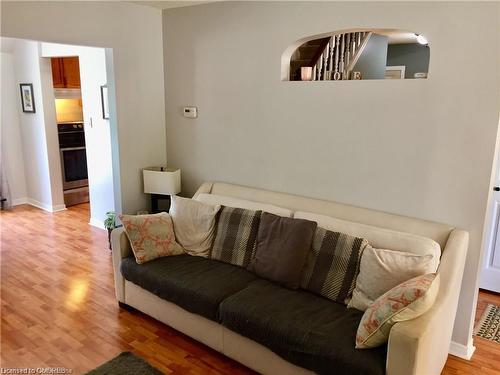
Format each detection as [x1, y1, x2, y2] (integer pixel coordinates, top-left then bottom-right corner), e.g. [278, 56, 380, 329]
[85, 352, 163, 375]
[474, 304, 500, 343]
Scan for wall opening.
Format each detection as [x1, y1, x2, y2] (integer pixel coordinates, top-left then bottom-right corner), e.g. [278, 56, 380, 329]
[282, 29, 430, 81]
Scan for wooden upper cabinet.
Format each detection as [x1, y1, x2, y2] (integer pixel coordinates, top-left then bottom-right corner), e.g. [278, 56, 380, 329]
[51, 57, 81, 88]
[51, 58, 65, 88]
[62, 57, 81, 88]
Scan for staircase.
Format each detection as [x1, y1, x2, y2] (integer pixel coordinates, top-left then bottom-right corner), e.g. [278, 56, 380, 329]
[289, 32, 372, 81]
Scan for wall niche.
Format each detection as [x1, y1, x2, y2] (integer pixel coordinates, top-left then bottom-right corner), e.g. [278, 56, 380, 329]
[282, 29, 430, 81]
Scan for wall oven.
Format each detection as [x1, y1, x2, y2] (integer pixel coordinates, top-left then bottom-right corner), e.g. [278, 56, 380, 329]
[58, 123, 88, 191]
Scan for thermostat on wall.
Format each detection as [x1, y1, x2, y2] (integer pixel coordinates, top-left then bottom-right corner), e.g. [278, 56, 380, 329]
[183, 106, 198, 118]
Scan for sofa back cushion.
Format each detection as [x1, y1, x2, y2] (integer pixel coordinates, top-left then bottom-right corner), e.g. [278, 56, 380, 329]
[248, 213, 317, 289]
[196, 193, 293, 217]
[294, 211, 441, 269]
[348, 246, 436, 311]
[301, 227, 369, 304]
[211, 206, 262, 267]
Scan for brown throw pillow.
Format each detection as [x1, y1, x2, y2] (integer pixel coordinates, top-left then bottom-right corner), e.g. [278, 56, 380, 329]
[248, 212, 317, 289]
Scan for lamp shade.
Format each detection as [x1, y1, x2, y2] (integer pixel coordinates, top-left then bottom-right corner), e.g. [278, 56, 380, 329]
[143, 167, 181, 195]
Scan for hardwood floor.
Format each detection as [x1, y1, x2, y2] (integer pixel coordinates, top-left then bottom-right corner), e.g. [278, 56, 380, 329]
[1, 204, 499, 374]
[442, 290, 500, 375]
[1, 204, 252, 374]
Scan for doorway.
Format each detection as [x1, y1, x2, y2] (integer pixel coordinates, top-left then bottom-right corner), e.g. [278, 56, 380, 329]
[481, 118, 500, 293]
[42, 43, 116, 229]
[0, 37, 118, 229]
[50, 56, 89, 207]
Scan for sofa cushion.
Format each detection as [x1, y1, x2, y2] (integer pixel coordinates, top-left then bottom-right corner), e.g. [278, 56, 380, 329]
[348, 246, 436, 311]
[119, 212, 184, 264]
[211, 206, 262, 267]
[294, 211, 441, 270]
[219, 279, 387, 375]
[248, 213, 316, 289]
[301, 227, 368, 304]
[170, 195, 221, 257]
[120, 255, 258, 321]
[356, 273, 440, 349]
[196, 193, 293, 217]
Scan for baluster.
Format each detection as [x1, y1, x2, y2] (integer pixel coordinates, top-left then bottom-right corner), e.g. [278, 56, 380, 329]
[351, 33, 357, 58]
[318, 52, 323, 80]
[333, 35, 341, 81]
[343, 33, 349, 80]
[328, 36, 334, 80]
[323, 42, 329, 80]
[345, 33, 351, 69]
[339, 33, 345, 77]
[350, 33, 356, 78]
[357, 32, 361, 48]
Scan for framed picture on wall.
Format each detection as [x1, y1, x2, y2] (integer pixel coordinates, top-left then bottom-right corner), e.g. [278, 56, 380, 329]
[385, 66, 406, 80]
[19, 83, 36, 113]
[100, 85, 109, 119]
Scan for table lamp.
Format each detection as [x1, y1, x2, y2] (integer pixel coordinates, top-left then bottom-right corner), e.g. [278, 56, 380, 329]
[143, 166, 181, 213]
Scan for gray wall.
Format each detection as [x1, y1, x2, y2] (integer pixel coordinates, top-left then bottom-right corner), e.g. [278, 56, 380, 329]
[387, 43, 430, 79]
[353, 34, 388, 79]
[163, 1, 500, 351]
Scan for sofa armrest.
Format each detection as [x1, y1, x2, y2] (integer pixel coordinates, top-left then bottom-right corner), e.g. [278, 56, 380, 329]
[386, 229, 469, 375]
[111, 227, 132, 302]
[193, 182, 213, 199]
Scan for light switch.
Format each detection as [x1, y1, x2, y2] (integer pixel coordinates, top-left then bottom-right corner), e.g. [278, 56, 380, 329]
[183, 106, 198, 119]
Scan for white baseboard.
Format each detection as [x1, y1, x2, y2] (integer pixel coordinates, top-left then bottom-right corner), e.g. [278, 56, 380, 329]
[52, 204, 67, 212]
[27, 198, 67, 213]
[89, 217, 106, 230]
[449, 340, 476, 360]
[12, 197, 28, 206]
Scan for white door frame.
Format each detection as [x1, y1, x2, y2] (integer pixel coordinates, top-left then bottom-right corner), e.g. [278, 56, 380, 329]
[480, 113, 500, 292]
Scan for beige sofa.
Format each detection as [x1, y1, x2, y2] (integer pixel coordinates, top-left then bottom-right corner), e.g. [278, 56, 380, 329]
[111, 181, 469, 375]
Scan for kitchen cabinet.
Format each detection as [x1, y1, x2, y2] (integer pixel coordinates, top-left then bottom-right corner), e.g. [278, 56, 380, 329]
[51, 57, 81, 88]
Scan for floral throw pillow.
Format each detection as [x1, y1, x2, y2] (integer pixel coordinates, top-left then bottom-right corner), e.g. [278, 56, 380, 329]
[356, 273, 440, 349]
[119, 212, 184, 264]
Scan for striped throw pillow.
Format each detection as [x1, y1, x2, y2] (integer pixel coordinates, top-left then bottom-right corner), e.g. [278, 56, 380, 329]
[211, 206, 262, 267]
[301, 228, 369, 304]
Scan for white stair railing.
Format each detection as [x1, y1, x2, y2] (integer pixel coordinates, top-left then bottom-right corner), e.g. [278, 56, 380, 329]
[311, 31, 372, 81]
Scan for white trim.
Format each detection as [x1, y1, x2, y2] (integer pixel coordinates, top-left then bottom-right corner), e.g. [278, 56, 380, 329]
[51, 204, 67, 212]
[12, 197, 28, 206]
[27, 198, 67, 213]
[449, 340, 476, 360]
[89, 217, 106, 230]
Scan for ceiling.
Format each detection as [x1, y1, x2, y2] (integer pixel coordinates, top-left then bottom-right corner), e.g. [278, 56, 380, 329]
[132, 1, 218, 9]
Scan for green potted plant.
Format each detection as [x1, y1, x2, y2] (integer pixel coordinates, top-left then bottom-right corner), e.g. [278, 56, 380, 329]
[104, 211, 118, 250]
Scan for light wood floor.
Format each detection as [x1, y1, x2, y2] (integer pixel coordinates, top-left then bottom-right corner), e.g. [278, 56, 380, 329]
[1, 204, 499, 374]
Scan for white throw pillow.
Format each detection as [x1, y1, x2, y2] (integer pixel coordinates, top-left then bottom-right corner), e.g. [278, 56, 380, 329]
[196, 193, 293, 217]
[170, 195, 221, 257]
[348, 245, 436, 311]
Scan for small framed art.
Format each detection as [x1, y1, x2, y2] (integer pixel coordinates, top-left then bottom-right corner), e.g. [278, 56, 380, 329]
[100, 85, 109, 119]
[20, 83, 35, 113]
